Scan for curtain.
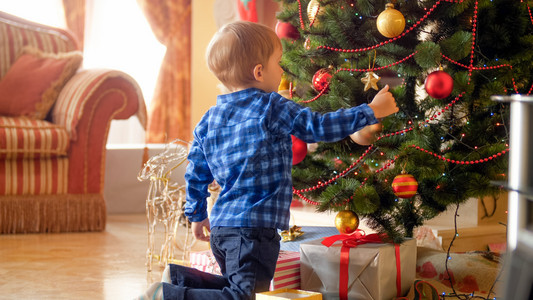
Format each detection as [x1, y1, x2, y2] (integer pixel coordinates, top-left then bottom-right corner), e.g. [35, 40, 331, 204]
[136, 0, 191, 143]
[62, 0, 86, 50]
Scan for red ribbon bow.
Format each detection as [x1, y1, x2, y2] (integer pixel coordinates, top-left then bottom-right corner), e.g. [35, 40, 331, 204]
[321, 230, 402, 300]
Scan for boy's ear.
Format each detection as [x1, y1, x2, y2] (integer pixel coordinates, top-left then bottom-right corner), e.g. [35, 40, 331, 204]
[253, 64, 264, 82]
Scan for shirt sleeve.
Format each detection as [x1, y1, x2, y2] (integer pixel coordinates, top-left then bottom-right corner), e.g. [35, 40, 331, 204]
[184, 125, 213, 223]
[272, 94, 379, 143]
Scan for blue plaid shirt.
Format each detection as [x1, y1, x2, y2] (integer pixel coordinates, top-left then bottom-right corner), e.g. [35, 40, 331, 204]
[184, 88, 377, 230]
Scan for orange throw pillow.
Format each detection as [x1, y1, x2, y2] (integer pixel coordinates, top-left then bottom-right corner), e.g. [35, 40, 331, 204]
[0, 46, 82, 119]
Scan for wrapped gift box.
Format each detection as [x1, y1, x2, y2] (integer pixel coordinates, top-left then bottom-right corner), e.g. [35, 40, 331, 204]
[270, 250, 301, 290]
[190, 250, 222, 275]
[300, 237, 416, 300]
[256, 288, 322, 300]
[189, 250, 300, 290]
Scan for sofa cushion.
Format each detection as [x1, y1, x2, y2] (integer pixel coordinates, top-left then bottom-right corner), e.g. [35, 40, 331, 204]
[0, 116, 69, 159]
[0, 46, 82, 119]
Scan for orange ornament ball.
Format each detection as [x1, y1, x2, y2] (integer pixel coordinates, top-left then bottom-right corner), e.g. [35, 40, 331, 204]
[391, 174, 418, 198]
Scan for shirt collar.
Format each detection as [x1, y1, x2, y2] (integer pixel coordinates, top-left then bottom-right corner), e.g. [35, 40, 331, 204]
[217, 88, 263, 105]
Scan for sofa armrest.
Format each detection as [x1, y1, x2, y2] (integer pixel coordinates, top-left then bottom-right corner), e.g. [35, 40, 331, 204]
[52, 69, 147, 140]
[51, 69, 147, 194]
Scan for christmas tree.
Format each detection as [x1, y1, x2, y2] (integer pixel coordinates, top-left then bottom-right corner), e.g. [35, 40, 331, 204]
[275, 0, 533, 242]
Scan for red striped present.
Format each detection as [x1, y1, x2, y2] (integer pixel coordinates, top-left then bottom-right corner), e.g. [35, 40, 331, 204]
[189, 250, 301, 290]
[270, 250, 301, 290]
[189, 250, 221, 275]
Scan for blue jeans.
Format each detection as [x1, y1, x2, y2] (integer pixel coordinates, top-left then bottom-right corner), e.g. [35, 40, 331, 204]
[162, 227, 281, 300]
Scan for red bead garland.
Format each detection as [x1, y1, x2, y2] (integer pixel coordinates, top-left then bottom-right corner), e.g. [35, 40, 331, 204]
[527, 83, 533, 96]
[296, 0, 305, 30]
[316, 0, 444, 53]
[467, 0, 479, 85]
[294, 146, 375, 194]
[441, 54, 520, 93]
[409, 145, 509, 165]
[336, 52, 418, 73]
[299, 82, 330, 103]
[441, 54, 512, 71]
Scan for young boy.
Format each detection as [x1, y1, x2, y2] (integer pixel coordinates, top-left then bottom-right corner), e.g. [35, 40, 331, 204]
[160, 21, 398, 300]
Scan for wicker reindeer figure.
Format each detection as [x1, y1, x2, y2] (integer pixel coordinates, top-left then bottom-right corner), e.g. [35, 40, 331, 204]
[138, 140, 193, 275]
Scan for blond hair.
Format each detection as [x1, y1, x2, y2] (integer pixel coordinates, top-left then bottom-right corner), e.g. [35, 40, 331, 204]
[206, 21, 282, 91]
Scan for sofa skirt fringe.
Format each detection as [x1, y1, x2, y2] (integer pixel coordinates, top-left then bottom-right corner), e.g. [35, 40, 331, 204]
[0, 194, 106, 234]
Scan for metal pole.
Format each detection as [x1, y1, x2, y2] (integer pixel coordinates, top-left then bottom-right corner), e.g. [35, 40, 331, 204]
[491, 94, 533, 251]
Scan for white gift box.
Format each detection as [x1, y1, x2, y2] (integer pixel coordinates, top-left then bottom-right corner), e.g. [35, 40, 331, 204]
[300, 237, 416, 300]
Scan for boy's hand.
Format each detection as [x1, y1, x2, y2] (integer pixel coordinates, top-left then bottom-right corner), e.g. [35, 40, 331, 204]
[192, 218, 211, 242]
[368, 85, 399, 118]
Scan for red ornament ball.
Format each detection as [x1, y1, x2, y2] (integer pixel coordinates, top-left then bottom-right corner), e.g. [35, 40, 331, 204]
[275, 22, 300, 40]
[291, 135, 307, 165]
[391, 174, 418, 198]
[424, 70, 454, 99]
[312, 68, 333, 92]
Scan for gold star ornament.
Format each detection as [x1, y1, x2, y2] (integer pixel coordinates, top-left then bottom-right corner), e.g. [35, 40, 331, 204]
[280, 225, 304, 242]
[361, 72, 381, 91]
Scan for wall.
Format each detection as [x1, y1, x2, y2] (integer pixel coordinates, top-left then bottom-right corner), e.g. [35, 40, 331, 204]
[104, 145, 188, 214]
[190, 0, 280, 129]
[191, 0, 221, 130]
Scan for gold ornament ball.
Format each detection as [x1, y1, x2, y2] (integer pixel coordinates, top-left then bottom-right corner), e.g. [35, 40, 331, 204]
[335, 210, 360, 235]
[376, 3, 405, 38]
[350, 122, 383, 145]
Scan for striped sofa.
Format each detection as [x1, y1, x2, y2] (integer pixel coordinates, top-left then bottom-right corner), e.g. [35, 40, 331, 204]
[0, 12, 146, 233]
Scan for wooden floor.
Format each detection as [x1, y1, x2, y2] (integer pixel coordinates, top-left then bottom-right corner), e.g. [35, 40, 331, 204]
[0, 207, 506, 299]
[0, 214, 209, 300]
